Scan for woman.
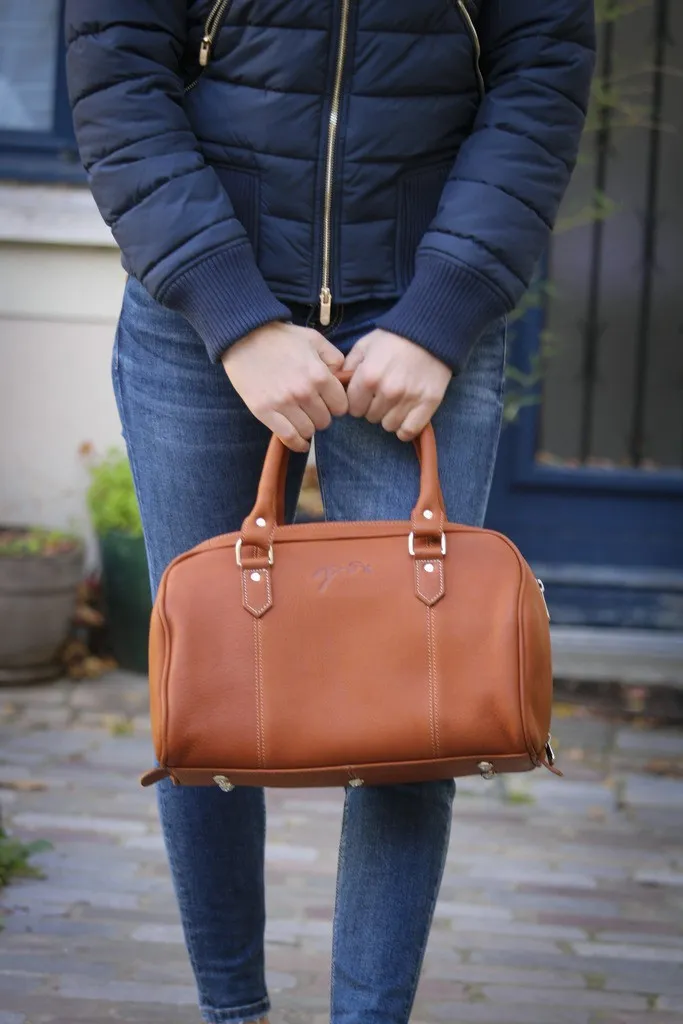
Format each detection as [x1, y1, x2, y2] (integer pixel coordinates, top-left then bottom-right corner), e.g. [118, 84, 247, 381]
[65, 2, 595, 1021]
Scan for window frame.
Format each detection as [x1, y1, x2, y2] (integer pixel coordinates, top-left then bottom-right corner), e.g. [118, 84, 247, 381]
[0, 1, 84, 183]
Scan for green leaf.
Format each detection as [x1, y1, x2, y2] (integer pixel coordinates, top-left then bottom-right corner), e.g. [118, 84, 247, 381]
[86, 448, 144, 538]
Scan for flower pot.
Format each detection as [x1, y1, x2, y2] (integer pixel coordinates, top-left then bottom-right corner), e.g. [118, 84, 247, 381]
[0, 537, 85, 684]
[99, 531, 152, 674]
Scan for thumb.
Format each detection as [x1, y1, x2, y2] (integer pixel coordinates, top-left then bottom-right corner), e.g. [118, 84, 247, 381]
[313, 333, 345, 371]
[343, 335, 369, 373]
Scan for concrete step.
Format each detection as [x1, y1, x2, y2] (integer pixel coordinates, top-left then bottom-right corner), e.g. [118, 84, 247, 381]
[552, 626, 683, 689]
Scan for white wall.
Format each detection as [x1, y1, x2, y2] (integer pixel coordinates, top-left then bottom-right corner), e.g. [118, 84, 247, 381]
[0, 184, 126, 562]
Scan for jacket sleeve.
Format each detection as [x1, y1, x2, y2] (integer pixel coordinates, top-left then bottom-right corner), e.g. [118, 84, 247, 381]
[377, 0, 596, 373]
[65, 1, 290, 362]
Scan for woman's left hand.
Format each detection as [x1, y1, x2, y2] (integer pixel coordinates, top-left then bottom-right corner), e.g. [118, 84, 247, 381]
[343, 329, 452, 441]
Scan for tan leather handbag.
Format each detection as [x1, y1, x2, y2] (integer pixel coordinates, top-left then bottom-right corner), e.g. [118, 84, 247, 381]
[141, 422, 559, 791]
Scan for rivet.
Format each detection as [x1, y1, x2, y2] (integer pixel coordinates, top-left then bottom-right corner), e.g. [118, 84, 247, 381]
[423, 509, 434, 520]
[255, 517, 267, 528]
[424, 563, 435, 574]
[213, 775, 235, 792]
[250, 572, 261, 582]
[477, 761, 495, 780]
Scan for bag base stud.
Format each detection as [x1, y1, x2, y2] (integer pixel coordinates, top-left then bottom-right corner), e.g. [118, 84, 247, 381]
[213, 775, 235, 792]
[348, 777, 364, 788]
[477, 761, 495, 780]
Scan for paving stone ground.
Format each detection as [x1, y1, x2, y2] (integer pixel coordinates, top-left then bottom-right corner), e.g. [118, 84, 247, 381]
[1, 673, 682, 1024]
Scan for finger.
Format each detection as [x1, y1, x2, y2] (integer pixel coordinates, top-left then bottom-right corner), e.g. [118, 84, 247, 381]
[317, 372, 349, 418]
[313, 334, 345, 371]
[365, 391, 394, 425]
[281, 403, 317, 442]
[346, 369, 375, 419]
[264, 411, 310, 453]
[342, 338, 368, 373]
[301, 391, 333, 432]
[396, 401, 436, 443]
[381, 400, 413, 435]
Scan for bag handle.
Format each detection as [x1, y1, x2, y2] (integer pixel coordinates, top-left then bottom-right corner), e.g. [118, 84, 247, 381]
[239, 373, 447, 561]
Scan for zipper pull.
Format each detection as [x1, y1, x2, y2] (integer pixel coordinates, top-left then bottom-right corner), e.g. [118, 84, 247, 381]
[319, 287, 332, 327]
[199, 35, 212, 67]
[537, 578, 550, 620]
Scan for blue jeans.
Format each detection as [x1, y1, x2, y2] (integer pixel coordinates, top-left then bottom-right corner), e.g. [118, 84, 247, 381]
[113, 277, 506, 1024]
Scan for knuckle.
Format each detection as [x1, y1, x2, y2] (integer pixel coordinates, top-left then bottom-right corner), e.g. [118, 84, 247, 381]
[251, 401, 270, 421]
[361, 371, 381, 392]
[291, 385, 314, 405]
[383, 384, 405, 403]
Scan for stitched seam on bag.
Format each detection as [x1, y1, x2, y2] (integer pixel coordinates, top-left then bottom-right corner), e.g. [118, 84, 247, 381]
[427, 607, 438, 758]
[415, 559, 444, 604]
[253, 617, 266, 769]
[257, 618, 267, 767]
[241, 568, 272, 616]
[430, 607, 441, 756]
[413, 557, 446, 602]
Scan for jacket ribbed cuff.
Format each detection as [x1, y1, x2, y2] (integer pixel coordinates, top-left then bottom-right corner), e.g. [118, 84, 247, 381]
[159, 243, 292, 363]
[376, 254, 507, 374]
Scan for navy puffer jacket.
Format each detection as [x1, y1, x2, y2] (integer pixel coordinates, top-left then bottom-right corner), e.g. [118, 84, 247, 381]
[65, 1, 595, 371]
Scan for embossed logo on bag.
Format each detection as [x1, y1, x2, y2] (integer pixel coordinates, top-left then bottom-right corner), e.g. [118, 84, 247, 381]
[313, 561, 372, 594]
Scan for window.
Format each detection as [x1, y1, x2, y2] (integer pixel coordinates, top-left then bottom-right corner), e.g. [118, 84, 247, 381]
[0, 0, 82, 182]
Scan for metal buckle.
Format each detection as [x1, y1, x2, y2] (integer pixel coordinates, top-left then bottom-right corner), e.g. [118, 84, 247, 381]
[408, 531, 446, 557]
[545, 735, 556, 766]
[235, 538, 274, 569]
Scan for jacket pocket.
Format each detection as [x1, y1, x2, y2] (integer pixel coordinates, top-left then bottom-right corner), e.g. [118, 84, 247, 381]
[214, 164, 261, 255]
[395, 160, 452, 290]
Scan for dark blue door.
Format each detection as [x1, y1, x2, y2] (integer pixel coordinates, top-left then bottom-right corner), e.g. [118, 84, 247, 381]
[486, 0, 683, 629]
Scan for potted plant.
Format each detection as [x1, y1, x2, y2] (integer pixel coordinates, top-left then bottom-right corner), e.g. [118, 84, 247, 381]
[0, 527, 85, 684]
[86, 448, 151, 674]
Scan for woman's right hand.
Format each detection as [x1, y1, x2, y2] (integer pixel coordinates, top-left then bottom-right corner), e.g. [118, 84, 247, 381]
[221, 322, 349, 452]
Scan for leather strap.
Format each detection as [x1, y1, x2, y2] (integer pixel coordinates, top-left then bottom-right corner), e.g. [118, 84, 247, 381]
[241, 377, 447, 555]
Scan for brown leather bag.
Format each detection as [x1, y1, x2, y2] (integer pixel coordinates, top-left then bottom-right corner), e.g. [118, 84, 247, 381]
[141, 422, 559, 791]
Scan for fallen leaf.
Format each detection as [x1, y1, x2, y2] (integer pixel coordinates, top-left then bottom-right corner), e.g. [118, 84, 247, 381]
[0, 779, 47, 792]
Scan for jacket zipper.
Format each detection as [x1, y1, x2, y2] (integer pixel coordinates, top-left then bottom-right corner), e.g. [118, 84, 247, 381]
[185, 0, 233, 93]
[188, 0, 481, 310]
[319, 0, 352, 327]
[455, 0, 485, 101]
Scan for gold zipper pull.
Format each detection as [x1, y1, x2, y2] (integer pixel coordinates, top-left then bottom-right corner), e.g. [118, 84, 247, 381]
[199, 35, 212, 67]
[319, 287, 332, 327]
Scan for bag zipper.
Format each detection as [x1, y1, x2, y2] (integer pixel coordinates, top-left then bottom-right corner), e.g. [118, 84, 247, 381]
[454, 0, 485, 101]
[318, 0, 352, 327]
[536, 579, 551, 620]
[185, 0, 233, 94]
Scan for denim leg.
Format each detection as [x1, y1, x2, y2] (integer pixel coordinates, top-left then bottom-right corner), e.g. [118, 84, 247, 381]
[112, 277, 307, 1023]
[316, 316, 507, 1024]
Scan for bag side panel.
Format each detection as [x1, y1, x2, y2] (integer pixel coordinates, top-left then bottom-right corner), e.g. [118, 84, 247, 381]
[433, 532, 527, 758]
[518, 564, 554, 757]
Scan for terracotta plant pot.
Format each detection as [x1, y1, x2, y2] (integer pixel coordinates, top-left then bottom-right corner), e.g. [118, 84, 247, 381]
[0, 530, 85, 684]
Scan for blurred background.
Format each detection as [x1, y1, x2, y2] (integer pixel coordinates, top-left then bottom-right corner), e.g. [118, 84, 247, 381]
[0, 3, 682, 1024]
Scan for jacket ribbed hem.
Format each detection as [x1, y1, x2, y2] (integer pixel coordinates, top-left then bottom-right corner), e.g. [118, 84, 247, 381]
[375, 254, 508, 374]
[159, 243, 292, 363]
